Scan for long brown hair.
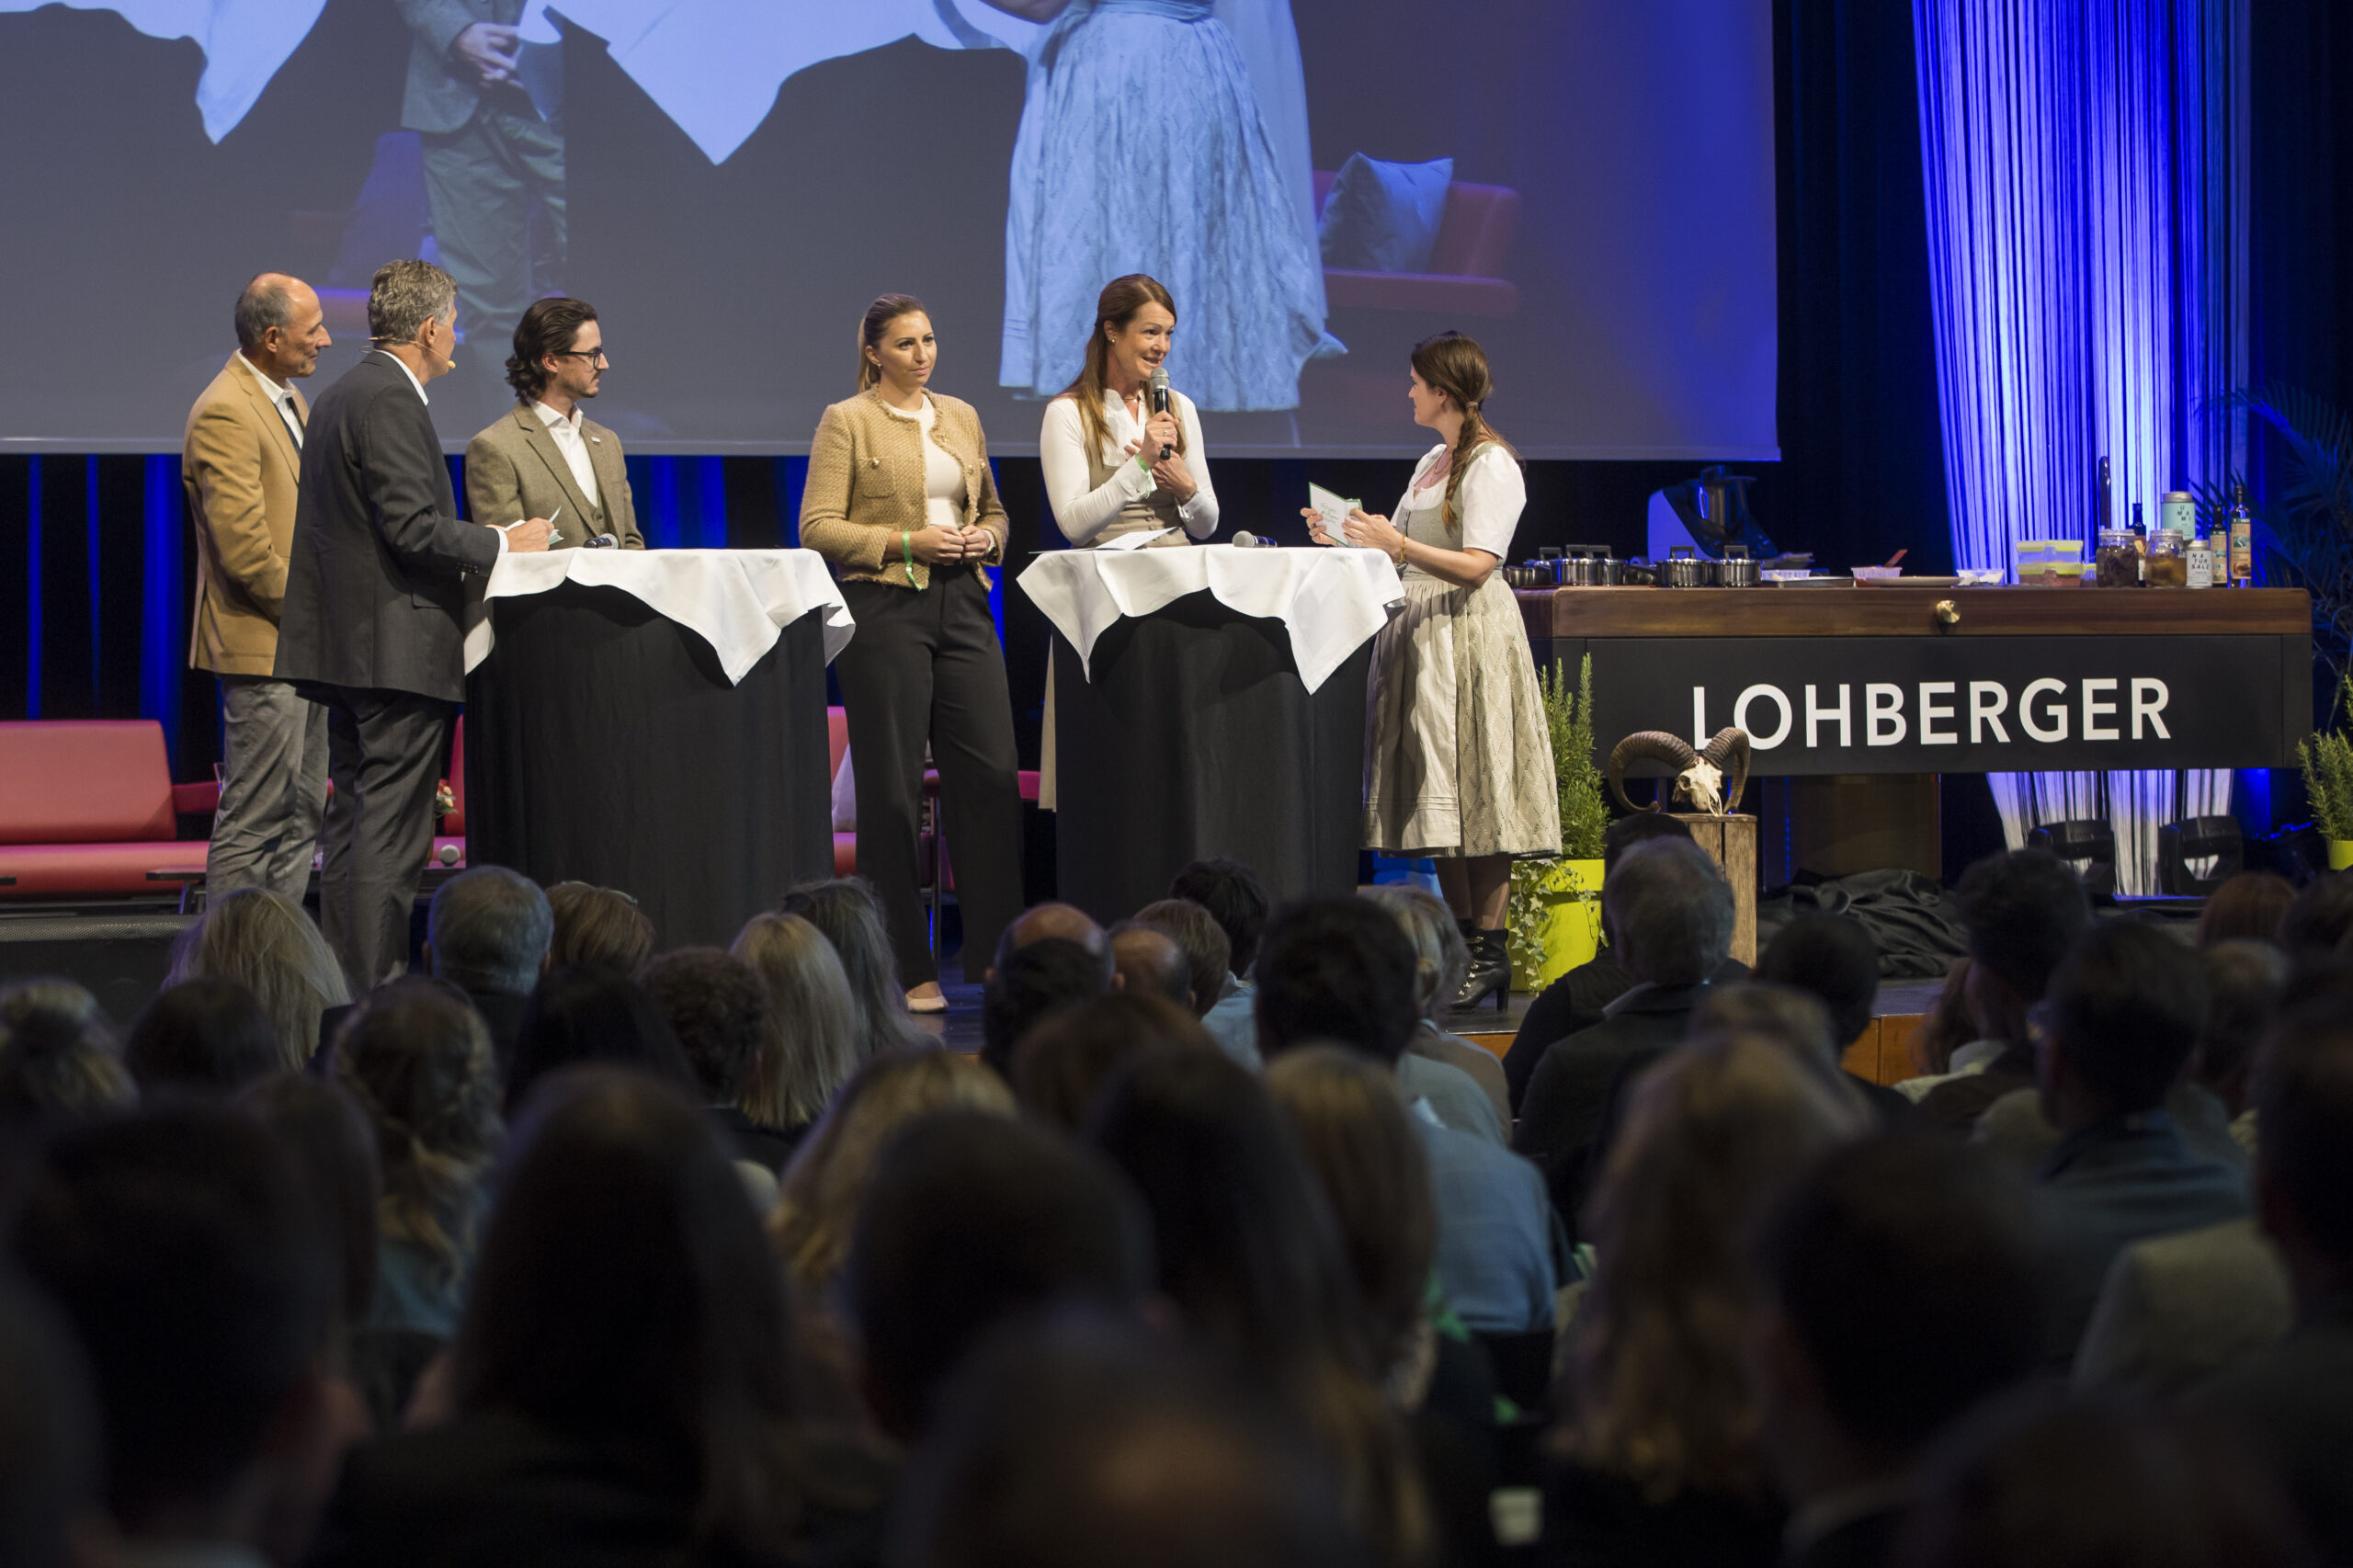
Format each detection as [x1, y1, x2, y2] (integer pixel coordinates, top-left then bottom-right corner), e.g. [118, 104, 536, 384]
[1057, 273, 1187, 461]
[1409, 331, 1518, 534]
[855, 293, 926, 393]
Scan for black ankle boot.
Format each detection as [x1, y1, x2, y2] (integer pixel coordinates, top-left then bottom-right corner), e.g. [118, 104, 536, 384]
[1450, 928, 1511, 1014]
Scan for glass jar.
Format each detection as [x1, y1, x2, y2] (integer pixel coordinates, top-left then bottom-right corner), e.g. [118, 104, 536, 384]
[2096, 529, 2140, 587]
[2146, 530, 2188, 587]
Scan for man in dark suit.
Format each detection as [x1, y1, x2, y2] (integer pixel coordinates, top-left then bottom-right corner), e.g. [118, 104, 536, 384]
[1752, 1137, 2048, 1568]
[276, 259, 551, 991]
[1514, 836, 1733, 1228]
[2193, 1001, 2353, 1562]
[2033, 921, 2247, 1361]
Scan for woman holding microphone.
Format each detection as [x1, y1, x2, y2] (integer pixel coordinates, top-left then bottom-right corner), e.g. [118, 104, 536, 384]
[1309, 332, 1559, 1011]
[801, 294, 1023, 1015]
[1039, 274, 1220, 547]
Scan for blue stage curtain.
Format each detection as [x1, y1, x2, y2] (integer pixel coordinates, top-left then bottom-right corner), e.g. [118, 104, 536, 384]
[1914, 0, 2248, 892]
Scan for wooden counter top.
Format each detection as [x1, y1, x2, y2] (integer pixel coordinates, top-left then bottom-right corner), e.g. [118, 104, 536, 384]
[1516, 585, 2311, 640]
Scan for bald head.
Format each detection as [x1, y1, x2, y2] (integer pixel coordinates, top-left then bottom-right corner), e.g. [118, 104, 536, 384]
[1109, 923, 1191, 1009]
[997, 903, 1108, 972]
[234, 273, 329, 381]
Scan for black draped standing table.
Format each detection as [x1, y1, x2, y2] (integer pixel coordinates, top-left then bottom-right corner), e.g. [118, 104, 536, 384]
[1020, 546, 1403, 924]
[462, 550, 855, 949]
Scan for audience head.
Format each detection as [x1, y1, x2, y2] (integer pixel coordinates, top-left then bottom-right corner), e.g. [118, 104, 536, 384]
[9, 1104, 335, 1538]
[770, 1049, 1015, 1291]
[2196, 870, 2293, 949]
[1690, 982, 1844, 1075]
[2253, 999, 2353, 1301]
[1566, 1033, 1870, 1499]
[0, 978, 132, 1128]
[1132, 898, 1233, 1017]
[456, 1068, 821, 1559]
[1892, 1392, 2306, 1568]
[124, 977, 280, 1096]
[1751, 1138, 2048, 1503]
[0, 1271, 97, 1568]
[334, 978, 504, 1302]
[1602, 809, 1697, 873]
[1169, 857, 1271, 980]
[163, 888, 348, 1070]
[1252, 896, 1420, 1065]
[1600, 837, 1735, 988]
[2194, 939, 2287, 1115]
[1953, 850, 2091, 1040]
[641, 947, 773, 1112]
[239, 1072, 381, 1327]
[1357, 884, 1469, 1027]
[732, 910, 861, 1130]
[1109, 921, 1192, 1009]
[426, 866, 552, 998]
[2038, 921, 2210, 1128]
[995, 902, 1110, 973]
[980, 936, 1114, 1081]
[2279, 869, 2353, 957]
[1011, 992, 1214, 1130]
[847, 1111, 1153, 1439]
[506, 964, 697, 1113]
[779, 878, 922, 1059]
[543, 881, 655, 974]
[1756, 915, 1880, 1049]
[1266, 1047, 1438, 1375]
[887, 1312, 1372, 1568]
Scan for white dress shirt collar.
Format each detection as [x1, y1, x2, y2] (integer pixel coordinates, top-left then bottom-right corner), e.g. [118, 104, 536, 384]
[376, 348, 429, 405]
[533, 399, 581, 433]
[237, 352, 304, 446]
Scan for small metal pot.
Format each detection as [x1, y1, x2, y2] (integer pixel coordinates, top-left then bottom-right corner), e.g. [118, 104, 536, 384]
[1714, 544, 1760, 588]
[1560, 545, 1621, 586]
[1659, 547, 1712, 588]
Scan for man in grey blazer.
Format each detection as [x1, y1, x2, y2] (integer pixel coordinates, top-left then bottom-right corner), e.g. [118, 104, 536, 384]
[465, 296, 641, 549]
[276, 260, 551, 992]
[392, 0, 563, 413]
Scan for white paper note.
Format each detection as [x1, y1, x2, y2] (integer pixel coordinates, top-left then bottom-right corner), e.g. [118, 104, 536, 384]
[1096, 527, 1178, 552]
[1308, 483, 1360, 543]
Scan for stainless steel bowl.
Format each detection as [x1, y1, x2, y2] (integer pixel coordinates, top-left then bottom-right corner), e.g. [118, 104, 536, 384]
[1715, 546, 1760, 587]
[1659, 547, 1712, 588]
[1560, 546, 1621, 585]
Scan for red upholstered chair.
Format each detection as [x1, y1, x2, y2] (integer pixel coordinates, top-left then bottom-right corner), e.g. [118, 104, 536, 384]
[0, 721, 212, 901]
[432, 719, 467, 869]
[1312, 169, 1522, 318]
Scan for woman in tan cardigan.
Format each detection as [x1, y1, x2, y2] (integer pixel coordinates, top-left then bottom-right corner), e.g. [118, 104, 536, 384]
[801, 295, 1024, 1014]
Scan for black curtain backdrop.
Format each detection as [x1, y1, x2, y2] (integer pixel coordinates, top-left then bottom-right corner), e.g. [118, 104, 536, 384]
[9, 2, 2346, 829]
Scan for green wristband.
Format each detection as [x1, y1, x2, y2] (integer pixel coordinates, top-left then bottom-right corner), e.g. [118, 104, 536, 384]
[903, 530, 917, 586]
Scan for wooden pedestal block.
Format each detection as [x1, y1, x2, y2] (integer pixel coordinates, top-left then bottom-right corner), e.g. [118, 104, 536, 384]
[1670, 812, 1758, 966]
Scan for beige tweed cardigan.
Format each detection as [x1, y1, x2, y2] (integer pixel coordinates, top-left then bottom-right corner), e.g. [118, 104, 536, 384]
[799, 387, 1009, 590]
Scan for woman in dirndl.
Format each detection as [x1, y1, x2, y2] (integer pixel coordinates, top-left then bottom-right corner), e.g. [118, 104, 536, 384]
[1307, 332, 1560, 1011]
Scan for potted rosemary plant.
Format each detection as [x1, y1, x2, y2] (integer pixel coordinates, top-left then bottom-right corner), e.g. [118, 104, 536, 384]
[1507, 654, 1609, 991]
[2302, 675, 2353, 871]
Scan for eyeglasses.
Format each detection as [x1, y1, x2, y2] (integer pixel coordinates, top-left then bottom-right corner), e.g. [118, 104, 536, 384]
[551, 348, 609, 365]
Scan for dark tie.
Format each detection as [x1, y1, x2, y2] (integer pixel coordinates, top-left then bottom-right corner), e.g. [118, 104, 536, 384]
[284, 395, 303, 449]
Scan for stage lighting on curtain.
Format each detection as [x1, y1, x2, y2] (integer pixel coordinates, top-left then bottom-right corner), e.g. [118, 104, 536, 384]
[1914, 0, 2248, 893]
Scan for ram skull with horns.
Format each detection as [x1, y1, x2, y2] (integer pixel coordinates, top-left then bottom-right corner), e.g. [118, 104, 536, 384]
[1607, 728, 1753, 816]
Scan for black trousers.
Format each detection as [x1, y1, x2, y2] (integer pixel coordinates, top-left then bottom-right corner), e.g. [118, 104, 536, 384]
[835, 571, 1023, 986]
[316, 686, 454, 994]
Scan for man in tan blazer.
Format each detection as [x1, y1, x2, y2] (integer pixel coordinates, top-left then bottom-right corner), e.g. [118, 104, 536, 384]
[465, 296, 641, 549]
[183, 273, 334, 902]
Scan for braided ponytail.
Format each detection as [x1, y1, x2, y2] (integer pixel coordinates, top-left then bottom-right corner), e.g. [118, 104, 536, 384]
[1410, 332, 1518, 535]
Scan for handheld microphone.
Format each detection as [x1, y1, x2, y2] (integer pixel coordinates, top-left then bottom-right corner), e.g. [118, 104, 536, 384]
[583, 532, 619, 549]
[1232, 531, 1276, 549]
[1148, 366, 1173, 459]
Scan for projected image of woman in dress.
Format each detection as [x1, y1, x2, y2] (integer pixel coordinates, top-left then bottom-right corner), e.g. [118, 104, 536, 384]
[983, 0, 1327, 413]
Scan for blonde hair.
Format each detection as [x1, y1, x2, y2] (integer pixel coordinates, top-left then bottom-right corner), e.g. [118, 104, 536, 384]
[334, 979, 504, 1291]
[0, 978, 134, 1120]
[1357, 885, 1470, 1025]
[1408, 332, 1518, 535]
[1561, 1032, 1869, 1501]
[165, 889, 349, 1070]
[1055, 274, 1187, 466]
[855, 293, 926, 393]
[767, 1049, 1014, 1293]
[731, 912, 861, 1130]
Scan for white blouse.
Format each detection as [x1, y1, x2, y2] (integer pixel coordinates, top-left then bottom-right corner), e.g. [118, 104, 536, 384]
[882, 394, 970, 532]
[1039, 388, 1220, 545]
[1396, 442, 1526, 561]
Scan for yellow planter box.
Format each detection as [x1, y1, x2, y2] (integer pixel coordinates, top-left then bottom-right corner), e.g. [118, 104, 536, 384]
[2330, 839, 2353, 872]
[1508, 858, 1605, 993]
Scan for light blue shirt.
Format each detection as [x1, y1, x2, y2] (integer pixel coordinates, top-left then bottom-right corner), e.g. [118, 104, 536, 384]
[1202, 971, 1263, 1070]
[1415, 1114, 1561, 1334]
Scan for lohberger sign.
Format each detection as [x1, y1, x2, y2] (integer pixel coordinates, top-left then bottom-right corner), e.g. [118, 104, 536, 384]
[1574, 635, 2306, 777]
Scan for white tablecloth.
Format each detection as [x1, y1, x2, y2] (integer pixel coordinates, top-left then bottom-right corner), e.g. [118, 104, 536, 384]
[463, 548, 855, 684]
[1017, 545, 1403, 693]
